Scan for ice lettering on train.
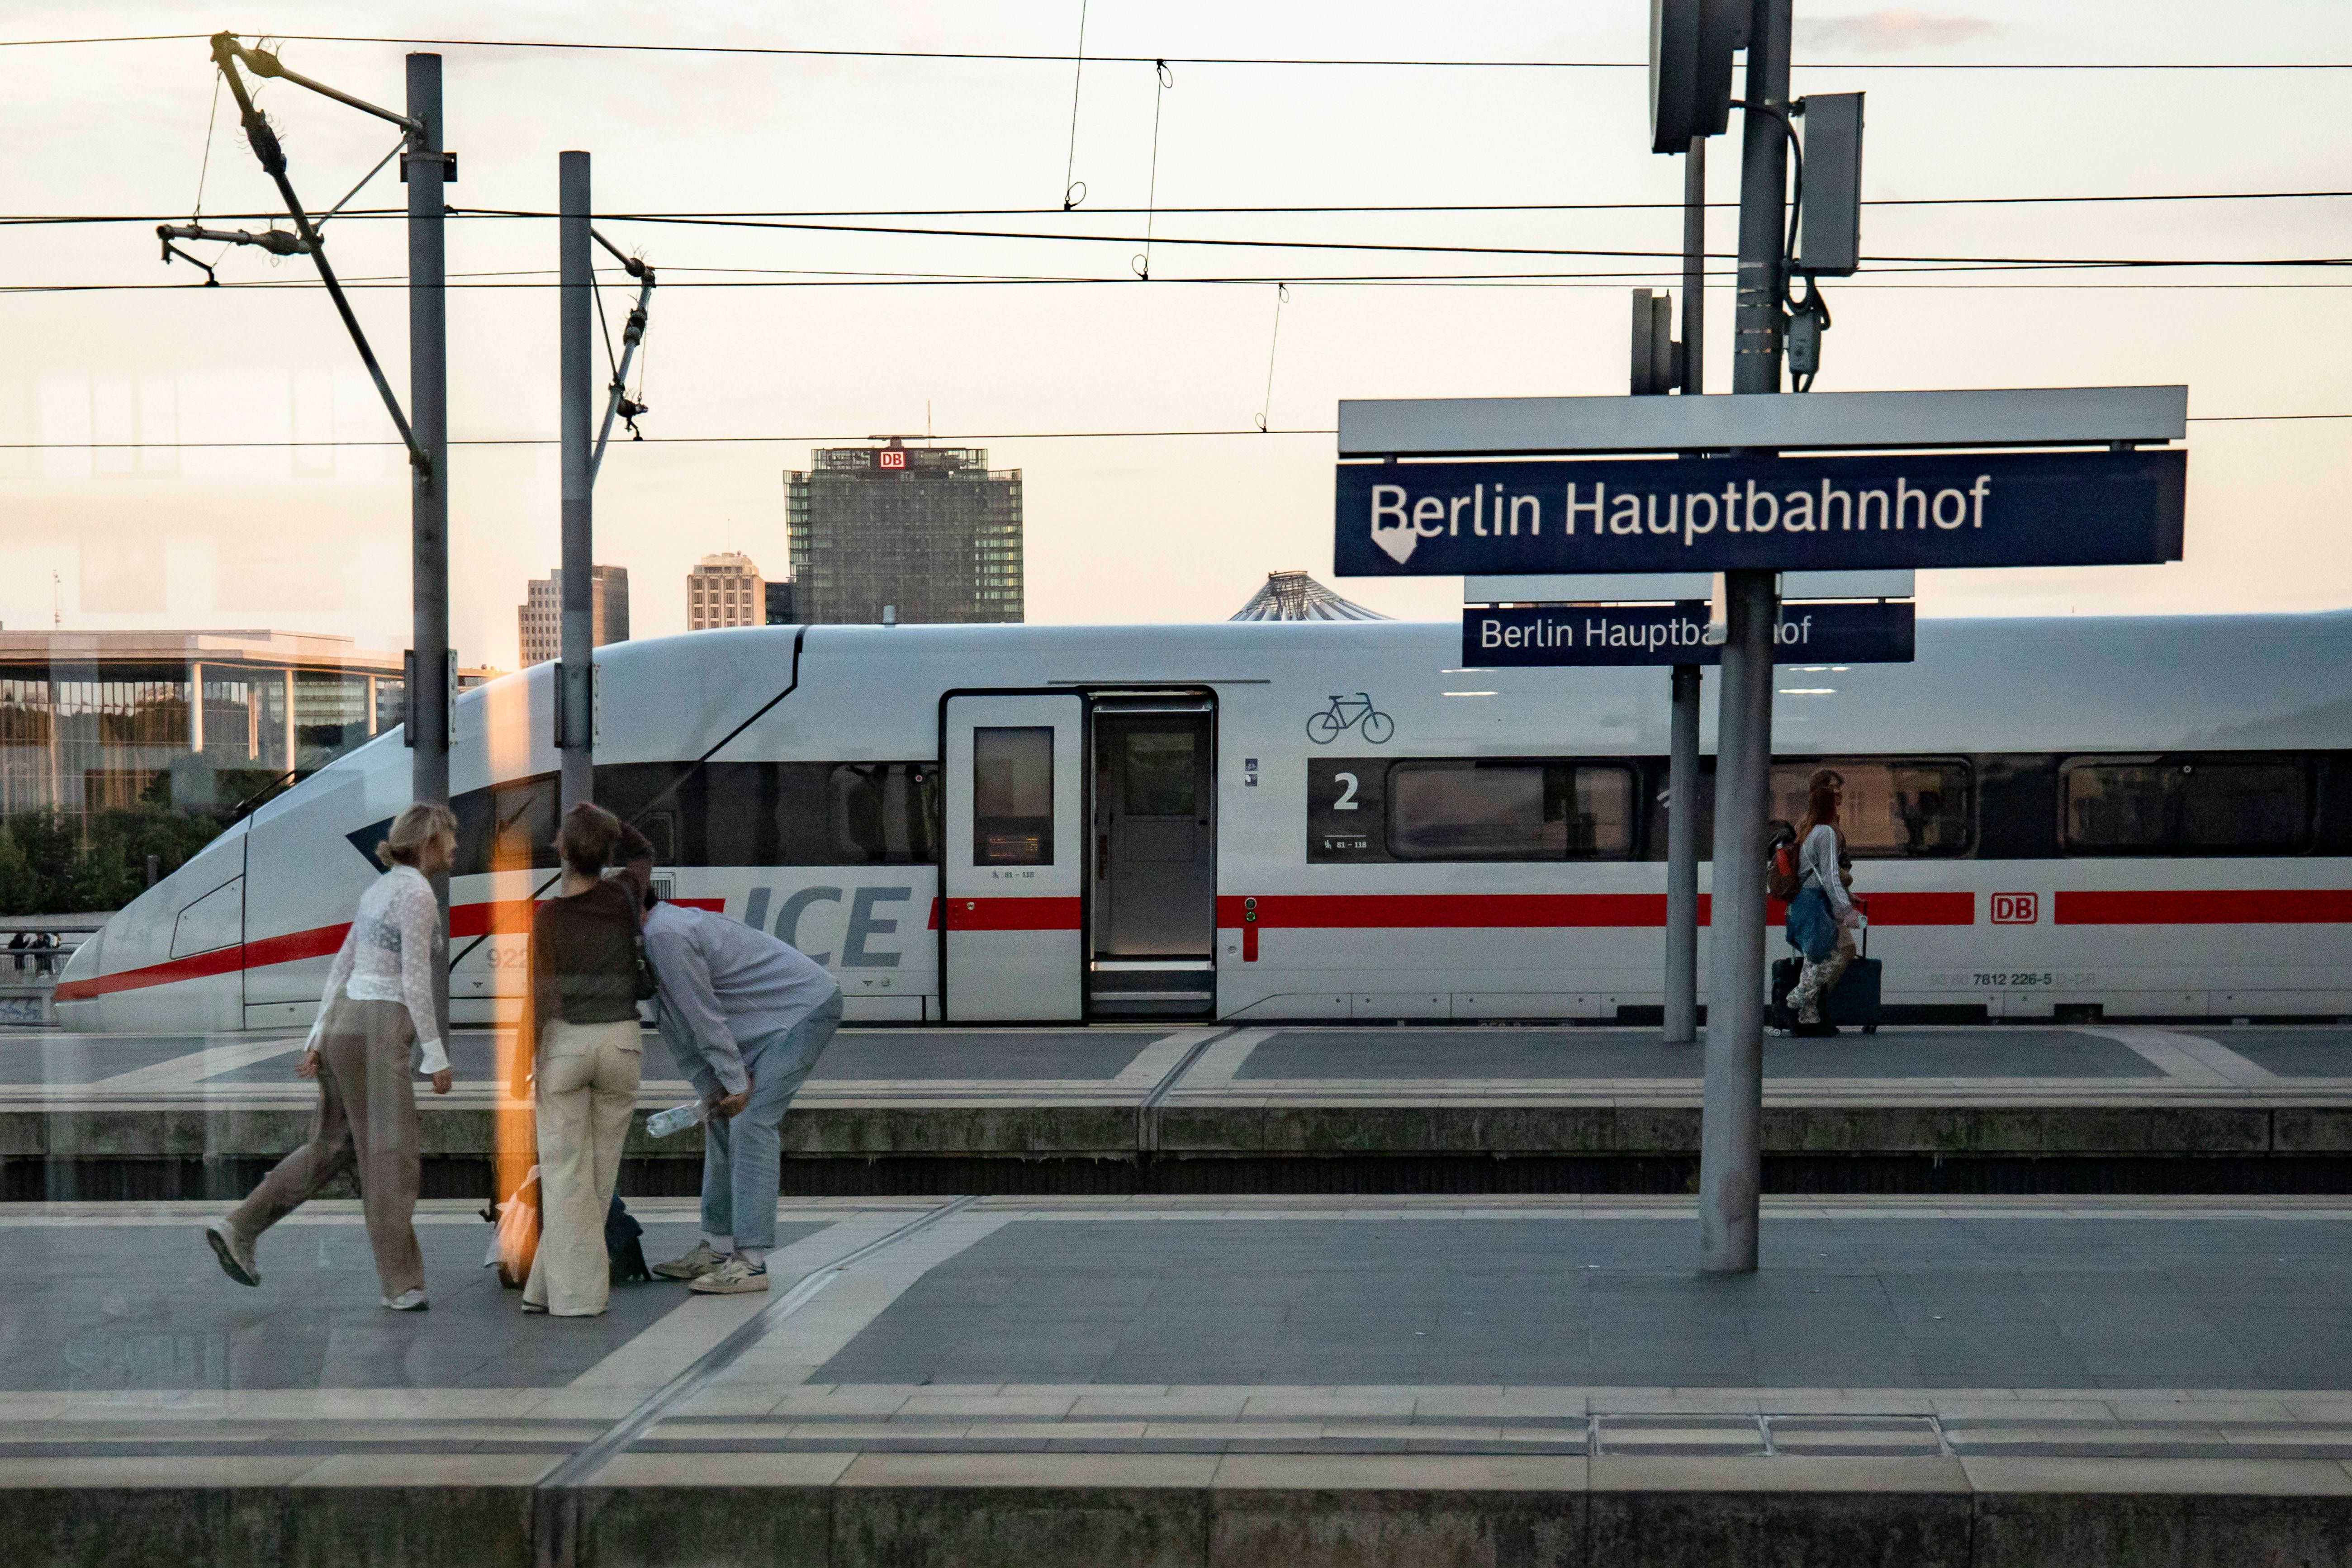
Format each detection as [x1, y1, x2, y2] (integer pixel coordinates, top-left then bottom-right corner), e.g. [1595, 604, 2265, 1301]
[844, 887, 910, 968]
[755, 884, 913, 969]
[774, 886, 841, 965]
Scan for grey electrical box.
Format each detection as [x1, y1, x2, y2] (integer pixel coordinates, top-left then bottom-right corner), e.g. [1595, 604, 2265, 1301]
[1648, 0, 1746, 153]
[1797, 92, 1864, 276]
[1630, 289, 1681, 395]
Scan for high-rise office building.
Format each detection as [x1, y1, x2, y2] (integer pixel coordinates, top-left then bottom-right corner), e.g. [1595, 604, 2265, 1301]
[763, 579, 797, 625]
[686, 553, 764, 631]
[517, 566, 630, 668]
[785, 440, 1023, 624]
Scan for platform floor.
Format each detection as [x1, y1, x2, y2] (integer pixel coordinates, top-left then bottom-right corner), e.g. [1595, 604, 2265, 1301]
[3, 1022, 2349, 1111]
[8, 1195, 2352, 1466]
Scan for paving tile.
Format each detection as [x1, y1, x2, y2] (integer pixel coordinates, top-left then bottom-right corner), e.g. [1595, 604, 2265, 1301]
[1961, 1455, 2352, 1494]
[594, 1450, 858, 1487]
[1591, 1454, 1970, 1492]
[1211, 1453, 1586, 1489]
[291, 1452, 560, 1487]
[837, 1451, 1220, 1487]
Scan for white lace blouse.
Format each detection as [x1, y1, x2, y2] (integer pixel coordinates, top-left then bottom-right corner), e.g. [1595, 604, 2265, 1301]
[304, 864, 450, 1074]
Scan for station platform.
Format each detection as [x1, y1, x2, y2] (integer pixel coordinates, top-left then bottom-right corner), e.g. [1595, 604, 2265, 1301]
[7, 1194, 2352, 1565]
[7, 1022, 2352, 1199]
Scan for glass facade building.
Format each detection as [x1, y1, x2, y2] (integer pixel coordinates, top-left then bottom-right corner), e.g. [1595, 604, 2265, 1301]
[785, 441, 1023, 624]
[0, 631, 494, 818]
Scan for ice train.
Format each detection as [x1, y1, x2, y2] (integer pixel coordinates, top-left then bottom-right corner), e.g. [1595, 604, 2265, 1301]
[56, 613, 2352, 1032]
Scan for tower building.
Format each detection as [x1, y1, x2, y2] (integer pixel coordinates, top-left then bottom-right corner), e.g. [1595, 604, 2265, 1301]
[784, 440, 1023, 624]
[686, 553, 764, 631]
[517, 565, 630, 668]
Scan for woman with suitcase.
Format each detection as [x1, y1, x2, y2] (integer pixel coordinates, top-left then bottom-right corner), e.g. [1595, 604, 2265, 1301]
[1781, 777, 1865, 1037]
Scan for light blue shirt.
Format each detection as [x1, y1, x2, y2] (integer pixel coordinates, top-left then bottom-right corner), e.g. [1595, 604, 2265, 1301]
[644, 901, 838, 1097]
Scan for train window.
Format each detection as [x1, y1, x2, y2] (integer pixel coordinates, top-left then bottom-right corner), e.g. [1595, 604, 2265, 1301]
[1769, 759, 1972, 857]
[590, 760, 942, 868]
[450, 773, 559, 877]
[1385, 761, 1636, 862]
[972, 727, 1054, 865]
[1121, 730, 1199, 817]
[829, 763, 939, 864]
[2063, 755, 2311, 855]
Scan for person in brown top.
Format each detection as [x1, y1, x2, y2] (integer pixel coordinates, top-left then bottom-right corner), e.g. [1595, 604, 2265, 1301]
[516, 803, 646, 1316]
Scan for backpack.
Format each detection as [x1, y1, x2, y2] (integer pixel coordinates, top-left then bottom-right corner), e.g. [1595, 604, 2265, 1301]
[1765, 835, 1803, 902]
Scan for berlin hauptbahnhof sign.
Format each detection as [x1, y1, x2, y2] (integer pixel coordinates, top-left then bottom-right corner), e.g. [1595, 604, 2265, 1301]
[1333, 449, 2184, 577]
[1465, 600, 1915, 668]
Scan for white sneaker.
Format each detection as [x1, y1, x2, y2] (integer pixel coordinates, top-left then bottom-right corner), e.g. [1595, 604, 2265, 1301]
[687, 1256, 768, 1294]
[382, 1289, 429, 1311]
[205, 1221, 259, 1287]
[653, 1239, 728, 1281]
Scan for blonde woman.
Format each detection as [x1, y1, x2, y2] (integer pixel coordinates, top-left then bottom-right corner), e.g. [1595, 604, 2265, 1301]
[516, 803, 645, 1317]
[205, 802, 457, 1310]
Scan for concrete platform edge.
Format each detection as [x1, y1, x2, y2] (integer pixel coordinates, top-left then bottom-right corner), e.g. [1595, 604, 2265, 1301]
[15, 1459, 2352, 1567]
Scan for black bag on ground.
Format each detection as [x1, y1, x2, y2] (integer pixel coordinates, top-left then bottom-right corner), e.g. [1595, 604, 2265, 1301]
[606, 1194, 650, 1285]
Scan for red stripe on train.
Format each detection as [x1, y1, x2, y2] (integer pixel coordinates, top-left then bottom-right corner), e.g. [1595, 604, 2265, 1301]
[53, 894, 727, 1001]
[2056, 889, 2352, 925]
[939, 896, 1083, 931]
[1214, 892, 1976, 928]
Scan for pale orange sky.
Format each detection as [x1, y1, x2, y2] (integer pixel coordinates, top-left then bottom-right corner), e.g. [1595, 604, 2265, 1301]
[5, 1, 2348, 667]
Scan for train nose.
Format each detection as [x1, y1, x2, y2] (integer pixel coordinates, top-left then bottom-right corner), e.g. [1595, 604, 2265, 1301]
[53, 838, 248, 1034]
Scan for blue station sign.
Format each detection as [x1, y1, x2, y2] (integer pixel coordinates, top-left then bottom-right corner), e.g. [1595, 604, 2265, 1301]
[1464, 600, 1915, 667]
[1334, 448, 2184, 577]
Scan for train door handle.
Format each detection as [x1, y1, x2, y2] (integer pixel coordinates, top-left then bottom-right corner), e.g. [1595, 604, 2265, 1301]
[1096, 834, 1108, 880]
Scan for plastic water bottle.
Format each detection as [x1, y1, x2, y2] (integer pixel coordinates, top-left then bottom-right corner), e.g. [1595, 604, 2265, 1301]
[644, 1101, 706, 1139]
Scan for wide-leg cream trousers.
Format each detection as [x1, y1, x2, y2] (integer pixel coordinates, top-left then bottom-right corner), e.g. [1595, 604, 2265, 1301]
[523, 1018, 642, 1316]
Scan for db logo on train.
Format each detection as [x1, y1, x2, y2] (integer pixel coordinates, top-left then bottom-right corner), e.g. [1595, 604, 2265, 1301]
[1991, 893, 2039, 925]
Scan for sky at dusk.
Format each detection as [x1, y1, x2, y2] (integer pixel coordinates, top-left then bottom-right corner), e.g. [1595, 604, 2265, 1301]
[5, 1, 2348, 668]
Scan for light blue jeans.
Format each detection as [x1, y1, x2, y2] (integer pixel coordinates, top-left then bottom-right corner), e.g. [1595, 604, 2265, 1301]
[700, 990, 841, 1250]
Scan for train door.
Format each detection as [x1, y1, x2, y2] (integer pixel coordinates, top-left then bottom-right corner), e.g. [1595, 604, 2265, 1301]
[942, 693, 1084, 1020]
[1088, 697, 1217, 1017]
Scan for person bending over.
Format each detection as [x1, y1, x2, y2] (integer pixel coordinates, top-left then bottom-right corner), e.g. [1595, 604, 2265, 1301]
[627, 857, 842, 1294]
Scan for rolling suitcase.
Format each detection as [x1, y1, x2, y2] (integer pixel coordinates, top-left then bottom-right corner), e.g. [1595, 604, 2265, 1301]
[1770, 897, 1881, 1034]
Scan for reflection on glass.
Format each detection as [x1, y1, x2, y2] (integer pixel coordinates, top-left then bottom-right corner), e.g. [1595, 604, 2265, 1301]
[1769, 760, 1972, 857]
[1121, 730, 1197, 817]
[973, 725, 1053, 865]
[2064, 757, 2309, 853]
[1387, 761, 1634, 861]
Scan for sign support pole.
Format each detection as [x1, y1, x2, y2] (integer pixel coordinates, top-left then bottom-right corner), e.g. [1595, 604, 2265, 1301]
[1701, 0, 1792, 1274]
[406, 52, 451, 960]
[1664, 660, 1703, 1043]
[1663, 133, 1709, 1048]
[558, 151, 594, 813]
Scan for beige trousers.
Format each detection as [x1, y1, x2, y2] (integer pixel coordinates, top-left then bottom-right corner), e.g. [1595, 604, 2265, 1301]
[228, 997, 425, 1298]
[523, 1018, 642, 1316]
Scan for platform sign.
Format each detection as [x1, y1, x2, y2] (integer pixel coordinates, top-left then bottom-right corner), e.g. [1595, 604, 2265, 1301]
[1464, 600, 1913, 667]
[1334, 448, 2183, 578]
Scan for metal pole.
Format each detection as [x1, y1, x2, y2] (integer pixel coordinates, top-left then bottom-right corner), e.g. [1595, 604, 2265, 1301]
[1663, 133, 1707, 1048]
[407, 54, 450, 869]
[1698, 0, 1792, 1274]
[1664, 660, 1702, 1044]
[1682, 135, 1706, 397]
[558, 151, 594, 813]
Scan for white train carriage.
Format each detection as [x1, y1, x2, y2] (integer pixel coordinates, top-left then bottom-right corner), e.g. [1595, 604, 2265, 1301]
[55, 611, 2352, 1032]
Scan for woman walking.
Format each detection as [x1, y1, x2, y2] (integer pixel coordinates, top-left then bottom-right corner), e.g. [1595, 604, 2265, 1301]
[204, 803, 458, 1310]
[514, 803, 645, 1317]
[1784, 777, 1864, 1037]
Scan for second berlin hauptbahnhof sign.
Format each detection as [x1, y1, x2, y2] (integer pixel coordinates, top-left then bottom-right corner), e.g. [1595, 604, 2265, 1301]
[1466, 600, 1914, 668]
[1333, 449, 2184, 576]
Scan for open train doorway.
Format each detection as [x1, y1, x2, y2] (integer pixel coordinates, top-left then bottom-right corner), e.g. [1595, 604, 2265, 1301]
[1088, 695, 1217, 1018]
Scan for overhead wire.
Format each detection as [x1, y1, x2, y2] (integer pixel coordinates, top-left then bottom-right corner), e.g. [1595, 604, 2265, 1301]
[5, 32, 2349, 68]
[0, 410, 2340, 455]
